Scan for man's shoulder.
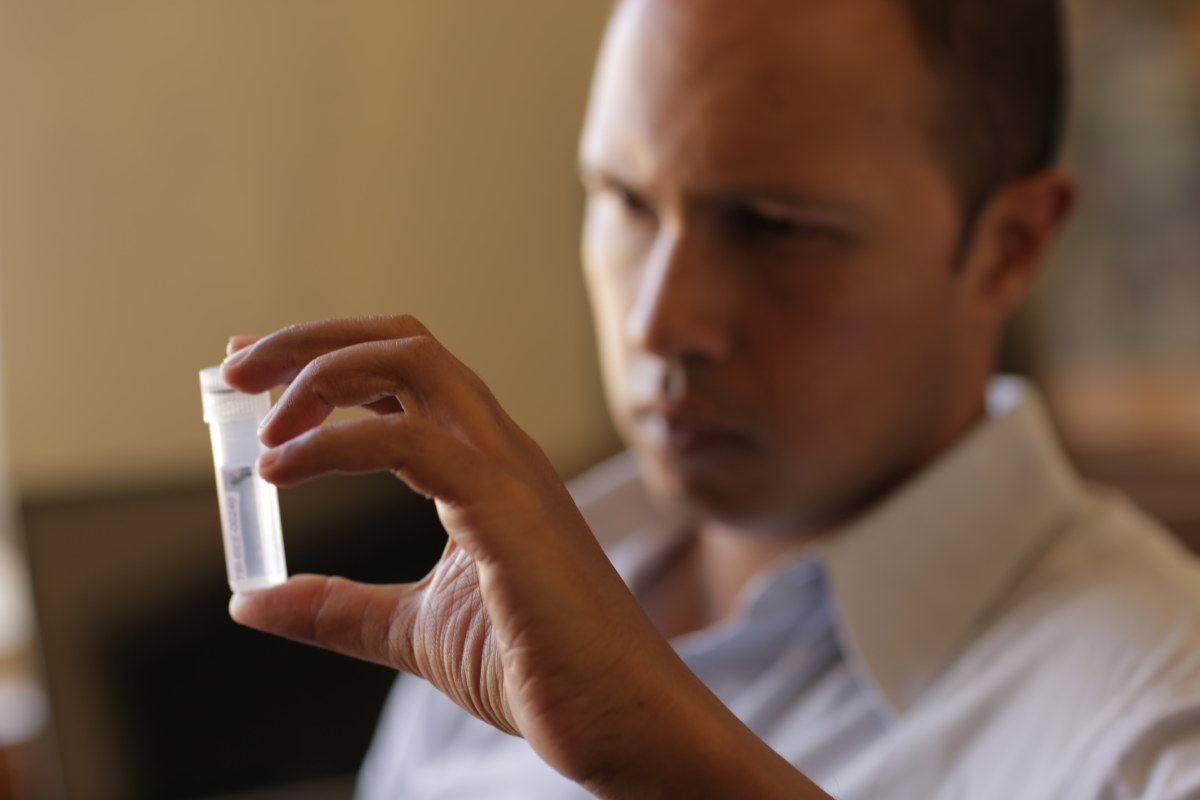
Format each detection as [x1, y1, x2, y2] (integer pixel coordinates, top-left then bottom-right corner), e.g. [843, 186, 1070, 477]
[959, 487, 1200, 709]
[975, 489, 1200, 798]
[1019, 487, 1200, 640]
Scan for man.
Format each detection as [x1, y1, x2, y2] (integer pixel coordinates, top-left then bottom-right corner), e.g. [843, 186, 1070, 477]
[220, 0, 1200, 797]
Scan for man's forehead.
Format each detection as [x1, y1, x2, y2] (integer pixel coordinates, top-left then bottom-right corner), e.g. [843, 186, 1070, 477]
[592, 0, 933, 121]
[582, 0, 940, 184]
[606, 0, 920, 63]
[604, 0, 802, 86]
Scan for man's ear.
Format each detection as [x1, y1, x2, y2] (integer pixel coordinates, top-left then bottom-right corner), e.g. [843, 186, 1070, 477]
[958, 168, 1075, 325]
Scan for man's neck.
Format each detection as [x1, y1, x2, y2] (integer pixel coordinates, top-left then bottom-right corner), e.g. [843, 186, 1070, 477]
[648, 522, 820, 639]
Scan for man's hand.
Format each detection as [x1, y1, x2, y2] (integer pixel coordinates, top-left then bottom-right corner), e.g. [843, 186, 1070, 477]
[220, 315, 829, 799]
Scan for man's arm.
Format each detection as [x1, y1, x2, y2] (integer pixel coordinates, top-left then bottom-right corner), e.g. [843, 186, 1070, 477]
[221, 314, 832, 800]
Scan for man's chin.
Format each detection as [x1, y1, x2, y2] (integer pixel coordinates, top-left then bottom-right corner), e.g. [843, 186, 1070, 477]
[633, 450, 847, 537]
[637, 452, 780, 530]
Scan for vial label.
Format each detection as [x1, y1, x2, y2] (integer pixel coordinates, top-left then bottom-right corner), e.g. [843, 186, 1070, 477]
[221, 465, 266, 584]
[224, 484, 245, 581]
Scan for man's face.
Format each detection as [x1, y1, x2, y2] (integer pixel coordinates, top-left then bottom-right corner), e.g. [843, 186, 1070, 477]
[580, 0, 989, 534]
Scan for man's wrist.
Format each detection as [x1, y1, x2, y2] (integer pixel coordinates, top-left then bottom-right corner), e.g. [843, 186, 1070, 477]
[575, 660, 832, 800]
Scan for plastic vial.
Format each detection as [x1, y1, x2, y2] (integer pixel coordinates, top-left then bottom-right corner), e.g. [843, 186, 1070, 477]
[199, 366, 287, 592]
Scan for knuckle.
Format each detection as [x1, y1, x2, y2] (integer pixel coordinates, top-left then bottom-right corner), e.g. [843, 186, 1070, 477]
[292, 355, 337, 406]
[384, 601, 416, 673]
[306, 575, 342, 643]
[302, 349, 336, 379]
[278, 321, 310, 338]
[463, 364, 493, 397]
[401, 333, 443, 369]
[380, 313, 430, 339]
[274, 321, 313, 353]
[382, 412, 424, 452]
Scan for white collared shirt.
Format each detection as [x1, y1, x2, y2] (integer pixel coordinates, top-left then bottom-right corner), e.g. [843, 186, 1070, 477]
[357, 379, 1200, 799]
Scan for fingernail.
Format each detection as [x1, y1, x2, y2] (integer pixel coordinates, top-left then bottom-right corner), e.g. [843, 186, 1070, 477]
[223, 347, 250, 368]
[228, 592, 252, 622]
[257, 448, 278, 470]
[258, 405, 276, 431]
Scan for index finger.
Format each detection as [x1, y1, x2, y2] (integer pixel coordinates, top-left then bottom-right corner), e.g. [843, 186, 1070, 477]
[221, 314, 432, 394]
[226, 335, 261, 356]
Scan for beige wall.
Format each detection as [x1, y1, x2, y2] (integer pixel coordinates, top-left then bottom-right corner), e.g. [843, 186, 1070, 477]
[0, 2, 619, 498]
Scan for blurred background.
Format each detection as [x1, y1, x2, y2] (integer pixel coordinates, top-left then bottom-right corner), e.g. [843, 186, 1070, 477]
[0, 0, 1196, 798]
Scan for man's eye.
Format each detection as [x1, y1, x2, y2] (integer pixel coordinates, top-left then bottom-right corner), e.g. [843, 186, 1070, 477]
[728, 209, 848, 250]
[733, 208, 805, 237]
[613, 186, 654, 218]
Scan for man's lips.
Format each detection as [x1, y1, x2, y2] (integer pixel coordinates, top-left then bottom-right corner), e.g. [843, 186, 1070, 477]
[634, 404, 755, 458]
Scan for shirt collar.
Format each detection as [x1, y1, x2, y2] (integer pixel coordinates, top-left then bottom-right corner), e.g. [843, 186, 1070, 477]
[819, 377, 1086, 718]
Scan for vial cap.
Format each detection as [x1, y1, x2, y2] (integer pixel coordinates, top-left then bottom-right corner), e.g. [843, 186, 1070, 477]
[199, 366, 272, 422]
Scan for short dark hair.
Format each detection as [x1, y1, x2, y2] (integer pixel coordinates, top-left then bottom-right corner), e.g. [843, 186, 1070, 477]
[900, 0, 1068, 221]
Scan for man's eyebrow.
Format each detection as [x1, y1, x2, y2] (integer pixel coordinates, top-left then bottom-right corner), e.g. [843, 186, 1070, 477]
[577, 162, 640, 190]
[705, 185, 877, 226]
[576, 166, 878, 227]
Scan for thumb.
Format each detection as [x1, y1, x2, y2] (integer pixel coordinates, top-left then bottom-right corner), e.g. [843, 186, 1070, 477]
[230, 574, 419, 672]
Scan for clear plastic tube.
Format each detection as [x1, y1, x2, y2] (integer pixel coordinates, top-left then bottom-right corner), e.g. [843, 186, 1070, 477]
[199, 366, 287, 592]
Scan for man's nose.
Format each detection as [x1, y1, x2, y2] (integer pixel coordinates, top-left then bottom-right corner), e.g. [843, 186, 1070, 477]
[623, 226, 735, 361]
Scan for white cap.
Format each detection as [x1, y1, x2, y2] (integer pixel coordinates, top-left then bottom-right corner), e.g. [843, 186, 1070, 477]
[199, 366, 271, 423]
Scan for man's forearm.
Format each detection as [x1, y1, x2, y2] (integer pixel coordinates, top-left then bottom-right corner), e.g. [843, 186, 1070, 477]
[576, 659, 833, 800]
